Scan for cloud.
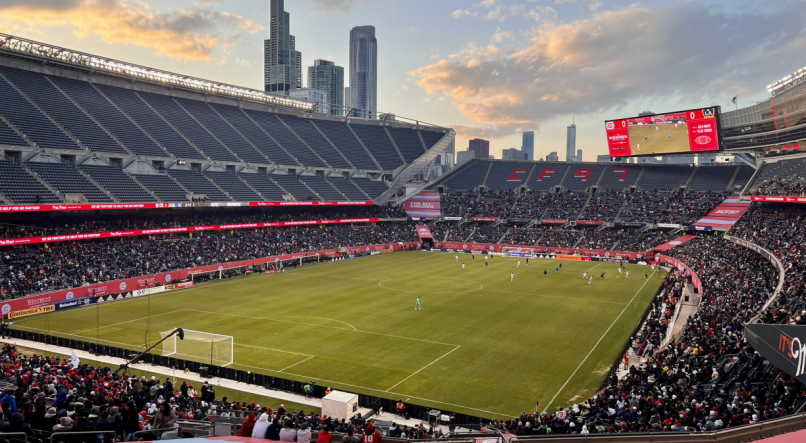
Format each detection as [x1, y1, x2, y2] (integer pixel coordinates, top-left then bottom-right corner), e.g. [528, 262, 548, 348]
[310, 0, 366, 12]
[234, 57, 251, 68]
[478, 0, 496, 7]
[485, 6, 502, 21]
[525, 6, 558, 22]
[0, 0, 263, 62]
[451, 8, 476, 19]
[411, 2, 806, 132]
[491, 30, 512, 43]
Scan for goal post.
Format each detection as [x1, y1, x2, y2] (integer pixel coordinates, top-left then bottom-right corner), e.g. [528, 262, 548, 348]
[159, 329, 234, 367]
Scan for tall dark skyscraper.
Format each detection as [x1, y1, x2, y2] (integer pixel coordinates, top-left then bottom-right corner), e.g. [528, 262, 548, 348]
[348, 26, 377, 119]
[469, 138, 490, 159]
[264, 0, 301, 93]
[308, 60, 344, 116]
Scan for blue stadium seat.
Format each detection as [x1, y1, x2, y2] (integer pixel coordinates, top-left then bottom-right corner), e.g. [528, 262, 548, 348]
[167, 169, 231, 201]
[387, 127, 426, 163]
[419, 130, 447, 150]
[0, 119, 27, 147]
[94, 85, 206, 160]
[687, 166, 737, 192]
[350, 177, 388, 198]
[47, 76, 168, 158]
[311, 120, 379, 170]
[0, 67, 127, 154]
[599, 165, 642, 190]
[440, 160, 490, 190]
[276, 115, 352, 169]
[0, 76, 80, 151]
[527, 163, 568, 191]
[484, 161, 532, 191]
[0, 160, 61, 204]
[174, 98, 269, 164]
[132, 174, 189, 202]
[79, 165, 157, 202]
[298, 175, 346, 200]
[270, 174, 320, 201]
[209, 104, 300, 166]
[27, 162, 112, 202]
[237, 173, 286, 201]
[562, 164, 605, 191]
[326, 176, 369, 200]
[636, 166, 694, 190]
[244, 111, 327, 168]
[348, 124, 403, 170]
[204, 171, 261, 201]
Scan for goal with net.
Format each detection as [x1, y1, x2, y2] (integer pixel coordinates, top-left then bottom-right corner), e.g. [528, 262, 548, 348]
[160, 329, 234, 367]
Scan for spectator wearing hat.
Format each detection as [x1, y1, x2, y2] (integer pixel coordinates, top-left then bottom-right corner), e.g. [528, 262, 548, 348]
[297, 422, 312, 443]
[362, 423, 381, 443]
[239, 413, 257, 437]
[252, 413, 270, 439]
[279, 419, 297, 442]
[342, 427, 360, 443]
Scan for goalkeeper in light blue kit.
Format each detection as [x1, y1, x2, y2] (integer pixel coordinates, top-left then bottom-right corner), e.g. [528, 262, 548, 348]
[415, 297, 421, 311]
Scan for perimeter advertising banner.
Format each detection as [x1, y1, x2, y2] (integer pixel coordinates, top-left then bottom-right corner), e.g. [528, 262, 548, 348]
[750, 196, 806, 204]
[403, 192, 441, 218]
[746, 324, 806, 384]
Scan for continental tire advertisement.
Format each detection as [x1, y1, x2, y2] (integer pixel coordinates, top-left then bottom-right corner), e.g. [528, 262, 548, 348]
[9, 305, 55, 319]
[746, 324, 806, 384]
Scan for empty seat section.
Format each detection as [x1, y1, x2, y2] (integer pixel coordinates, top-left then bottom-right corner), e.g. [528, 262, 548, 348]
[0, 76, 80, 151]
[244, 111, 326, 168]
[637, 166, 694, 190]
[174, 99, 268, 164]
[270, 174, 319, 200]
[27, 162, 112, 202]
[237, 173, 286, 201]
[48, 77, 167, 157]
[132, 174, 189, 202]
[210, 104, 299, 166]
[527, 163, 568, 191]
[299, 175, 345, 200]
[79, 165, 156, 202]
[387, 127, 425, 163]
[167, 169, 230, 201]
[349, 124, 402, 170]
[420, 130, 446, 150]
[442, 160, 490, 190]
[311, 120, 378, 170]
[327, 176, 369, 200]
[350, 177, 388, 198]
[687, 166, 736, 192]
[0, 161, 61, 203]
[95, 85, 205, 160]
[0, 120, 26, 147]
[562, 164, 605, 191]
[732, 166, 756, 190]
[204, 171, 261, 201]
[0, 67, 126, 154]
[276, 115, 351, 168]
[599, 165, 642, 190]
[485, 161, 532, 190]
[138, 92, 236, 162]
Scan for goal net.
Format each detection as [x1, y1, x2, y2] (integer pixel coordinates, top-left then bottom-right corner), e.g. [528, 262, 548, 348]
[160, 329, 234, 367]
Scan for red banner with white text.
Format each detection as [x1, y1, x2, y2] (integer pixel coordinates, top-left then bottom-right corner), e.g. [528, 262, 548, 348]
[415, 225, 433, 239]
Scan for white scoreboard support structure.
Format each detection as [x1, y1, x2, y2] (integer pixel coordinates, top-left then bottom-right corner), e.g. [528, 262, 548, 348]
[321, 390, 358, 421]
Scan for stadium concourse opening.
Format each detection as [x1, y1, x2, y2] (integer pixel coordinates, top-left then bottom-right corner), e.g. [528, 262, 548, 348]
[9, 250, 665, 418]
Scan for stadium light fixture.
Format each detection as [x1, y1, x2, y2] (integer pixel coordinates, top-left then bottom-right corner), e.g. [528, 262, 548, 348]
[767, 65, 806, 95]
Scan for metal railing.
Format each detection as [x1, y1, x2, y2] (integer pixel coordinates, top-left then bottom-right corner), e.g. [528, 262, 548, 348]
[0, 433, 30, 443]
[49, 431, 115, 443]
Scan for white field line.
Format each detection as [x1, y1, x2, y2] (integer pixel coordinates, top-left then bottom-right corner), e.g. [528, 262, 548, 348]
[541, 270, 657, 413]
[72, 309, 184, 335]
[235, 343, 313, 357]
[278, 355, 315, 372]
[281, 316, 357, 331]
[385, 345, 461, 392]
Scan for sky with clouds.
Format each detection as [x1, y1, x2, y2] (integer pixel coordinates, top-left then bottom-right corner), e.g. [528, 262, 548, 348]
[1, 0, 805, 161]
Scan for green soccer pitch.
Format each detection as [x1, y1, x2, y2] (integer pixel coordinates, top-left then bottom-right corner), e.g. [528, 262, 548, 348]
[629, 123, 691, 155]
[11, 251, 666, 418]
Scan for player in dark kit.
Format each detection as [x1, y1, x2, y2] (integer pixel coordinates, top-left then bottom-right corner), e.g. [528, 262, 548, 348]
[600, 272, 606, 280]
[543, 269, 547, 277]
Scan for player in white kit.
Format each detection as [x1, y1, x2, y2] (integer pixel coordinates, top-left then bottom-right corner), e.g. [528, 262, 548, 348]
[625, 271, 629, 278]
[511, 272, 515, 282]
[517, 260, 521, 268]
[455, 255, 459, 262]
[588, 276, 593, 284]
[462, 262, 465, 270]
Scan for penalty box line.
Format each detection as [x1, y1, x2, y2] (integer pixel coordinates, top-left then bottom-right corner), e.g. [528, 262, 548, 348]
[541, 270, 657, 413]
[385, 345, 461, 392]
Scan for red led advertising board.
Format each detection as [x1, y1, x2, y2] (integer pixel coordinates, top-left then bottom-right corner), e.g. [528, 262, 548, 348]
[605, 107, 720, 157]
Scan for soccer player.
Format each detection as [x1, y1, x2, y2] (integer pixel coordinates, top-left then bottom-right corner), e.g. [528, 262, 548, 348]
[526, 257, 529, 265]
[668, 134, 672, 141]
[462, 262, 465, 270]
[583, 271, 588, 279]
[644, 134, 648, 141]
[415, 297, 421, 311]
[618, 266, 622, 274]
[511, 272, 515, 282]
[636, 143, 640, 151]
[588, 276, 594, 284]
[455, 255, 459, 262]
[600, 272, 606, 280]
[645, 272, 649, 280]
[555, 265, 560, 273]
[543, 269, 547, 278]
[472, 255, 475, 262]
[485, 255, 488, 262]
[625, 271, 629, 278]
[559, 263, 563, 270]
[485, 260, 489, 268]
[517, 260, 521, 268]
[675, 123, 678, 129]
[655, 126, 659, 131]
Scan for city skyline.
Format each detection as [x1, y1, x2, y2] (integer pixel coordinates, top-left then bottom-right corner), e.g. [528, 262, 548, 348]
[348, 25, 378, 119]
[1, 0, 803, 161]
[264, 0, 301, 93]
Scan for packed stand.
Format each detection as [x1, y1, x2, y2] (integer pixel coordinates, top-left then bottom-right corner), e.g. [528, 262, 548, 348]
[618, 191, 726, 225]
[470, 224, 508, 243]
[578, 191, 627, 222]
[439, 223, 477, 243]
[535, 227, 579, 248]
[505, 227, 542, 246]
[0, 223, 419, 299]
[629, 270, 685, 359]
[616, 229, 680, 253]
[540, 192, 588, 221]
[575, 228, 621, 250]
[510, 192, 553, 220]
[440, 191, 478, 218]
[474, 191, 519, 219]
[752, 178, 806, 197]
[731, 204, 806, 325]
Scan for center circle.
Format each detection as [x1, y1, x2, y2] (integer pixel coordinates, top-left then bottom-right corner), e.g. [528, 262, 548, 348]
[378, 277, 483, 293]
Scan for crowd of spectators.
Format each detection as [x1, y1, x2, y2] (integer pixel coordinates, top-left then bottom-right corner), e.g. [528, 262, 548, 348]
[1, 223, 420, 299]
[0, 207, 407, 240]
[575, 228, 622, 250]
[505, 227, 542, 246]
[578, 191, 627, 222]
[629, 270, 685, 359]
[752, 178, 806, 197]
[731, 204, 806, 325]
[541, 192, 588, 221]
[618, 191, 725, 225]
[470, 224, 509, 243]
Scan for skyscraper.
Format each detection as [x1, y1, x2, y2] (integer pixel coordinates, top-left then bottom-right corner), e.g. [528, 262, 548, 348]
[566, 122, 577, 161]
[264, 0, 301, 93]
[348, 26, 378, 119]
[521, 131, 534, 161]
[469, 138, 490, 159]
[307, 60, 344, 115]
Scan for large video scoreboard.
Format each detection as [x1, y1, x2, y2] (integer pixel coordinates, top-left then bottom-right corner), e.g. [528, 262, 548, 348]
[605, 106, 721, 157]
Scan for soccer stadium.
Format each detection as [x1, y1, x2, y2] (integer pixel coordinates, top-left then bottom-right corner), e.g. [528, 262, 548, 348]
[1, 6, 806, 443]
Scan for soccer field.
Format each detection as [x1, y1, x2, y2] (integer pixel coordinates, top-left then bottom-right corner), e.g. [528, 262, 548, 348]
[629, 123, 690, 155]
[11, 251, 665, 418]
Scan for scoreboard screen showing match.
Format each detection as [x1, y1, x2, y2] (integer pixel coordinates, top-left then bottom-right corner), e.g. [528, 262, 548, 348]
[605, 106, 721, 157]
